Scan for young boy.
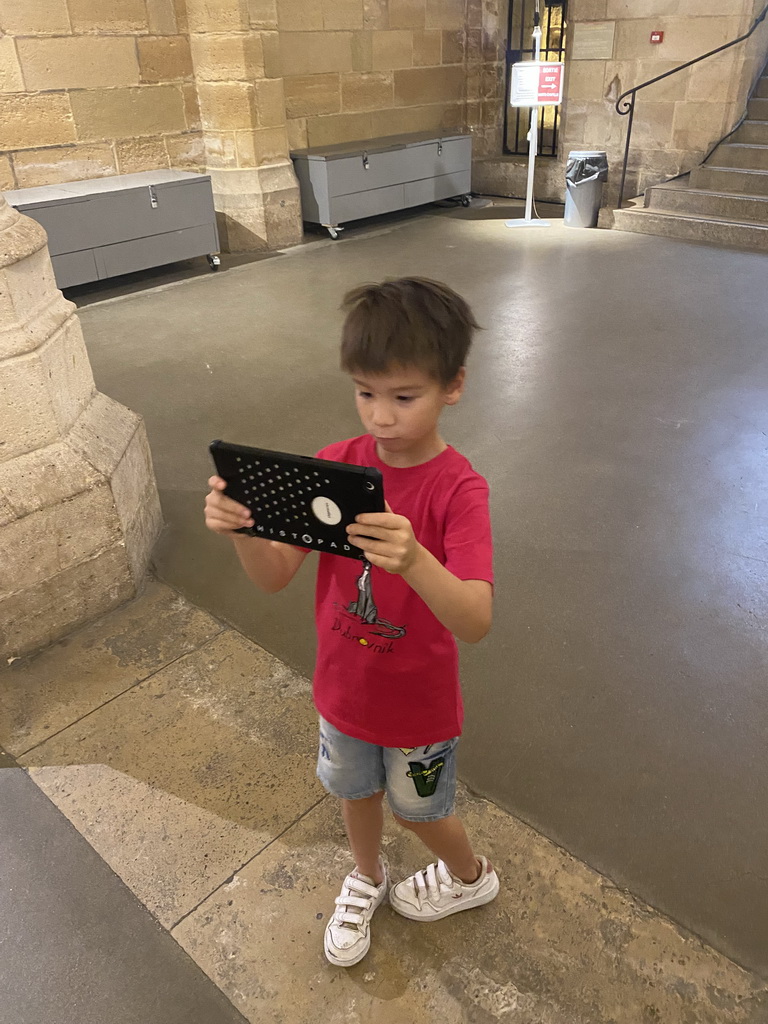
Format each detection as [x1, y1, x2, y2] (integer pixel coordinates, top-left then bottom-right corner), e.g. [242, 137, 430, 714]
[204, 278, 498, 967]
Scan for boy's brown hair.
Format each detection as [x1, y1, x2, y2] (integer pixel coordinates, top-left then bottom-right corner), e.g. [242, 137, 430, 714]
[340, 277, 480, 386]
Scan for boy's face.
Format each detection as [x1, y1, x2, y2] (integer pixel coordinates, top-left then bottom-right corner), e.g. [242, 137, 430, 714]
[352, 365, 464, 456]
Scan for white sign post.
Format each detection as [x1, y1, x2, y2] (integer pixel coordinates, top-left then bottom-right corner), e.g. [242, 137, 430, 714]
[506, 38, 564, 230]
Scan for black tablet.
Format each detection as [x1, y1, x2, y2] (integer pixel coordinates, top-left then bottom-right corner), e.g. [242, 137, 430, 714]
[209, 440, 384, 560]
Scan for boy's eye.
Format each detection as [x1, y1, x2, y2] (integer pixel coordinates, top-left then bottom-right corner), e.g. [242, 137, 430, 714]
[396, 396, 415, 403]
[357, 391, 372, 399]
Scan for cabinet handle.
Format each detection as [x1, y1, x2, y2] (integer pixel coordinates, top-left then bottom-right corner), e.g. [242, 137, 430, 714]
[437, 141, 443, 156]
[362, 153, 369, 170]
[149, 185, 159, 209]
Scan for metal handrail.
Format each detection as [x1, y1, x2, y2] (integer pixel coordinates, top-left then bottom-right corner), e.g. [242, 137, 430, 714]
[615, 2, 768, 208]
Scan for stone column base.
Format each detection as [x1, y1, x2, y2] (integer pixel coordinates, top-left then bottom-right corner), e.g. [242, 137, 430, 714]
[209, 164, 303, 253]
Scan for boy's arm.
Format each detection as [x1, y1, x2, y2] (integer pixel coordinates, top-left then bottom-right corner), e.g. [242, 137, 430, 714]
[206, 475, 308, 593]
[347, 505, 492, 643]
[231, 536, 308, 594]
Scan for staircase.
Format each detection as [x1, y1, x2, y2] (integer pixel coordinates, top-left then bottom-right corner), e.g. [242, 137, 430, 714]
[612, 74, 768, 252]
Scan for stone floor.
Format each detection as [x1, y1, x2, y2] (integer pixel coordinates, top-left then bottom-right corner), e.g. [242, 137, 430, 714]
[74, 198, 768, 976]
[2, 579, 767, 1024]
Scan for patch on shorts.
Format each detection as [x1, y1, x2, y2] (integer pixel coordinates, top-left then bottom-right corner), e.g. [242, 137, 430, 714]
[407, 756, 446, 798]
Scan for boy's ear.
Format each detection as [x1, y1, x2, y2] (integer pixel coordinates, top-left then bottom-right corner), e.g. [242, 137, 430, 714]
[444, 367, 466, 406]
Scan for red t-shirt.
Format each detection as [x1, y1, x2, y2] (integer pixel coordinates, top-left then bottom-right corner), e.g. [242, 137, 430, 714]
[312, 434, 493, 748]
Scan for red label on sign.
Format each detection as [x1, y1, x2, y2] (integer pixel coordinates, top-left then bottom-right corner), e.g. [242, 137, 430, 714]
[650, 30, 664, 43]
[538, 64, 563, 103]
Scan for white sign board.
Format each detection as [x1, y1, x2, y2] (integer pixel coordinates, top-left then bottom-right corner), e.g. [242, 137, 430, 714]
[510, 61, 564, 107]
[570, 21, 616, 60]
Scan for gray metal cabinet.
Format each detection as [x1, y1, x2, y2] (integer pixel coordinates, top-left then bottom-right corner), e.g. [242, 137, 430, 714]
[291, 132, 472, 238]
[3, 170, 221, 289]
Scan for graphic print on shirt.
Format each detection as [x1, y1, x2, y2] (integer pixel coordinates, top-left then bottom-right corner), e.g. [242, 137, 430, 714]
[348, 560, 407, 639]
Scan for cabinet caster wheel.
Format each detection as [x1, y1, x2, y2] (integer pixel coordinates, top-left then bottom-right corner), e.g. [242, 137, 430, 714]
[460, 195, 471, 208]
[207, 254, 221, 270]
[325, 226, 343, 240]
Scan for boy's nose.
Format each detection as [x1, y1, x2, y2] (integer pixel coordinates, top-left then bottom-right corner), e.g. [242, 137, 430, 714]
[371, 404, 395, 427]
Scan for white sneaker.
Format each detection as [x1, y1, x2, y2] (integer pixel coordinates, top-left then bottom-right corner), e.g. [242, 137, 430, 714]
[324, 862, 388, 967]
[389, 856, 499, 922]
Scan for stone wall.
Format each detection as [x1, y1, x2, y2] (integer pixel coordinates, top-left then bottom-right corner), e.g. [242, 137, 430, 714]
[2, 0, 766, 238]
[277, 0, 467, 150]
[0, 0, 204, 192]
[475, 0, 768, 204]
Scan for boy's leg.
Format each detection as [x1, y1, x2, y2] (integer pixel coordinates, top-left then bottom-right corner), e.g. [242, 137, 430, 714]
[391, 812, 480, 884]
[383, 739, 499, 921]
[342, 792, 386, 884]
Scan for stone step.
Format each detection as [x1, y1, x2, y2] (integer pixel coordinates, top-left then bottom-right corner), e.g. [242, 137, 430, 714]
[747, 96, 768, 119]
[646, 183, 768, 222]
[756, 76, 768, 99]
[691, 164, 768, 196]
[733, 120, 768, 145]
[613, 207, 768, 252]
[710, 142, 768, 170]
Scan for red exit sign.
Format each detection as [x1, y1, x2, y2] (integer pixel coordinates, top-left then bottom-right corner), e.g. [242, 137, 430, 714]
[650, 30, 664, 43]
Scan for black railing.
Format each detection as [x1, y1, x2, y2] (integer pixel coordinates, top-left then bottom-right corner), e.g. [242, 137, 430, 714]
[615, 2, 768, 208]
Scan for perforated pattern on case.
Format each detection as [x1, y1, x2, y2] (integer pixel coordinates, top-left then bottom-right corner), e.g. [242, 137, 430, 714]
[233, 453, 334, 533]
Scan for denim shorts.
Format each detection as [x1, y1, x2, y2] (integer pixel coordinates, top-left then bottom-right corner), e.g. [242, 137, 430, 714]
[316, 716, 459, 823]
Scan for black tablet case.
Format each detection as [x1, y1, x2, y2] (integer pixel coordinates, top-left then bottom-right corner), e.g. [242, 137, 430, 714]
[210, 440, 384, 560]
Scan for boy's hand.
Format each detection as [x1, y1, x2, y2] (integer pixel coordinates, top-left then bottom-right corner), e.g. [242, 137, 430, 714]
[204, 475, 254, 535]
[347, 502, 422, 574]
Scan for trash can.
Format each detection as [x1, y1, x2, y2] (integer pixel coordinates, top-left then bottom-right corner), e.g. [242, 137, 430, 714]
[564, 150, 609, 228]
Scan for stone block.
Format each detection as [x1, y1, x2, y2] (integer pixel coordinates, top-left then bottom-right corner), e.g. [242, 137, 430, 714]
[110, 424, 158, 539]
[0, 485, 122, 597]
[388, 0, 424, 29]
[197, 82, 258, 131]
[185, 0, 249, 32]
[165, 132, 205, 170]
[0, 441, 100, 520]
[0, 0, 70, 34]
[372, 30, 412, 70]
[261, 30, 282, 76]
[278, 0, 323, 30]
[442, 29, 465, 65]
[606, 0, 666, 15]
[204, 132, 238, 168]
[604, 60, 688, 105]
[70, 87, 186, 142]
[413, 28, 441, 67]
[284, 73, 341, 117]
[183, 83, 202, 130]
[466, 0, 482, 29]
[306, 111, 373, 146]
[0, 157, 14, 192]
[322, 0, 363, 30]
[189, 33, 264, 81]
[287, 116, 308, 149]
[0, 94, 75, 151]
[425, 0, 463, 30]
[115, 136, 171, 174]
[341, 71, 393, 111]
[686, 58, 741, 105]
[147, 0, 178, 33]
[262, 179, 303, 248]
[0, 37, 23, 93]
[371, 102, 443, 135]
[234, 126, 291, 166]
[17, 36, 140, 92]
[279, 31, 353, 76]
[394, 64, 463, 105]
[67, 0, 148, 32]
[123, 480, 163, 583]
[566, 59, 607, 102]
[255, 78, 286, 128]
[12, 144, 116, 189]
[249, 0, 278, 29]
[363, 0, 389, 30]
[672, 100, 730, 151]
[0, 242, 67, 362]
[465, 28, 482, 63]
[572, 0, 607, 17]
[351, 31, 373, 71]
[0, 545, 135, 659]
[138, 36, 193, 83]
[173, 0, 188, 31]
